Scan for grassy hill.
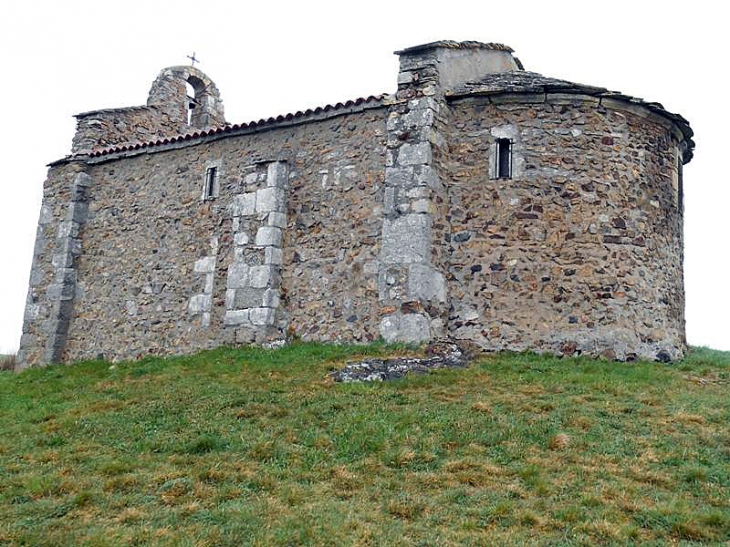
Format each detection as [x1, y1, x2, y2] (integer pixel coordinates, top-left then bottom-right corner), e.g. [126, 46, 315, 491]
[1, 343, 728, 545]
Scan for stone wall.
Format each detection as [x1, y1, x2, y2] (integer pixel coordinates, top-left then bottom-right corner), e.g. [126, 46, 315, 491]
[47, 108, 386, 363]
[283, 115, 385, 343]
[444, 96, 685, 360]
[71, 107, 184, 155]
[18, 42, 692, 369]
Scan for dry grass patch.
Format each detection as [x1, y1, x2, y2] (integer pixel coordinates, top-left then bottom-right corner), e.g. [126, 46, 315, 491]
[548, 432, 571, 451]
[470, 400, 492, 413]
[673, 411, 707, 424]
[0, 343, 728, 545]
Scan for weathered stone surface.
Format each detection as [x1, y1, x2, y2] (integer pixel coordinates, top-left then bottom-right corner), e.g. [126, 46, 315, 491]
[262, 288, 280, 308]
[249, 307, 275, 326]
[232, 193, 256, 216]
[444, 95, 686, 361]
[265, 247, 283, 266]
[17, 41, 691, 368]
[407, 263, 446, 303]
[194, 257, 216, 273]
[188, 237, 218, 326]
[255, 226, 282, 247]
[233, 232, 249, 246]
[378, 83, 451, 345]
[224, 310, 250, 326]
[249, 265, 274, 289]
[226, 263, 250, 289]
[230, 288, 265, 309]
[380, 313, 431, 344]
[255, 187, 286, 213]
[397, 142, 432, 166]
[72, 67, 225, 155]
[188, 294, 211, 313]
[380, 215, 431, 264]
[267, 212, 287, 228]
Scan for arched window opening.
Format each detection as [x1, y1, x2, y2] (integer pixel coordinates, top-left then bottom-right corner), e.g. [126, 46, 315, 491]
[185, 82, 196, 126]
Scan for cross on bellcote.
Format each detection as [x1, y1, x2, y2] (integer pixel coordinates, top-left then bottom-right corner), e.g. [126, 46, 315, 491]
[187, 52, 199, 67]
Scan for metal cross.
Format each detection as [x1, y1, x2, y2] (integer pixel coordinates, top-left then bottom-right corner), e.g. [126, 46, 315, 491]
[187, 52, 199, 67]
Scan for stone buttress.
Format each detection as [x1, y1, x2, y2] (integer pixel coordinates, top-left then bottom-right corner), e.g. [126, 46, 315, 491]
[17, 166, 90, 366]
[222, 161, 289, 344]
[378, 53, 450, 344]
[378, 42, 524, 345]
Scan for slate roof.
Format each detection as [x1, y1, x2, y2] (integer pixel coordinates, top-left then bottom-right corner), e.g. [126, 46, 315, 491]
[395, 40, 515, 55]
[448, 71, 694, 161]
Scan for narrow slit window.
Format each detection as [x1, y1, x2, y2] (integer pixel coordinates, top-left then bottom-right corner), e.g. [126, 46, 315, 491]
[496, 138, 512, 179]
[204, 166, 217, 200]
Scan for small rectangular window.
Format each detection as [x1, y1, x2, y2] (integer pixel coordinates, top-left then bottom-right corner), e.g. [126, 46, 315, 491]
[496, 138, 512, 179]
[204, 167, 217, 200]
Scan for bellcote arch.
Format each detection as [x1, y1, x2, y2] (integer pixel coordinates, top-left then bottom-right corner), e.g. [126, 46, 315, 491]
[147, 66, 226, 130]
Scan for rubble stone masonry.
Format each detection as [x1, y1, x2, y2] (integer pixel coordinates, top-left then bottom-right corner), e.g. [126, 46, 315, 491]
[445, 97, 685, 360]
[17, 41, 693, 369]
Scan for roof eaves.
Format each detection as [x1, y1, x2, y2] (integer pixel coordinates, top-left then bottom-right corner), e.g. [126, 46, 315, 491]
[395, 40, 514, 55]
[447, 72, 694, 162]
[85, 93, 389, 160]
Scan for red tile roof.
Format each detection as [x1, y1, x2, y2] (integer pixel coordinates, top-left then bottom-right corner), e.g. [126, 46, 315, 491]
[88, 94, 387, 158]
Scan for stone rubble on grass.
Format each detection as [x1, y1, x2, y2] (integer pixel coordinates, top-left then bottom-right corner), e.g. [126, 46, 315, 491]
[330, 340, 470, 383]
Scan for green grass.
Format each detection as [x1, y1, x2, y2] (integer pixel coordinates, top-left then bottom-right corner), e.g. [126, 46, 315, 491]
[1, 343, 729, 545]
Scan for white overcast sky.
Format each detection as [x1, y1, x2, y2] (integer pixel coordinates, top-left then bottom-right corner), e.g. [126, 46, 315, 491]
[1, 0, 727, 354]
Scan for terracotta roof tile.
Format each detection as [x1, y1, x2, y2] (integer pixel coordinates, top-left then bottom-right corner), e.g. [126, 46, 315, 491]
[89, 94, 387, 158]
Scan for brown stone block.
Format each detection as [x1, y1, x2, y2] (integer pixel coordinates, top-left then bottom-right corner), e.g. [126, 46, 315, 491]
[400, 300, 426, 315]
